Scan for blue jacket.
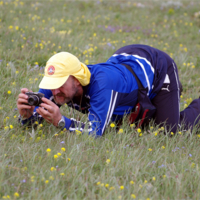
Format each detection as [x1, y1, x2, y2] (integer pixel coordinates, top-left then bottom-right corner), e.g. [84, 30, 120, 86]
[20, 44, 172, 136]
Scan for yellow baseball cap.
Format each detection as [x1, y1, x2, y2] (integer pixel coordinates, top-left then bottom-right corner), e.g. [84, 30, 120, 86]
[39, 52, 91, 89]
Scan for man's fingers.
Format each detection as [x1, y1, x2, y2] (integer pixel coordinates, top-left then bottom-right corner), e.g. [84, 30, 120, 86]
[17, 97, 28, 105]
[37, 107, 57, 124]
[40, 103, 54, 113]
[18, 93, 28, 100]
[37, 107, 51, 118]
[41, 97, 55, 106]
[18, 104, 33, 110]
[21, 88, 29, 94]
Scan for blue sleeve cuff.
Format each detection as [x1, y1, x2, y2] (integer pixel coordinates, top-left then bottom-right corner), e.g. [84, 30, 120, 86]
[19, 115, 34, 125]
[63, 116, 72, 129]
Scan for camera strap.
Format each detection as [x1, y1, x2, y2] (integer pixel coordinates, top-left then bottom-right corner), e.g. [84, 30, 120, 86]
[121, 63, 156, 128]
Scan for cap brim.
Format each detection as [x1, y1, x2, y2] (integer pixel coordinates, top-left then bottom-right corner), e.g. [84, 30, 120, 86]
[39, 75, 69, 89]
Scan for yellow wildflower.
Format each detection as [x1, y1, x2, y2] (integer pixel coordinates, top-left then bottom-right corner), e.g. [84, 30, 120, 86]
[162, 146, 165, 149]
[131, 194, 136, 199]
[54, 155, 58, 159]
[61, 147, 66, 152]
[105, 184, 109, 188]
[76, 130, 82, 135]
[9, 125, 13, 129]
[60, 173, 65, 176]
[130, 180, 134, 185]
[35, 137, 41, 142]
[120, 185, 124, 190]
[31, 176, 35, 182]
[67, 158, 71, 161]
[137, 128, 141, 133]
[106, 159, 111, 164]
[96, 181, 101, 185]
[130, 123, 135, 128]
[161, 127, 164, 131]
[57, 152, 61, 157]
[110, 123, 115, 128]
[49, 176, 54, 180]
[118, 129, 123, 134]
[148, 148, 152, 151]
[50, 167, 56, 171]
[45, 180, 49, 184]
[152, 177, 156, 181]
[109, 186, 115, 191]
[46, 148, 51, 153]
[39, 124, 43, 127]
[191, 163, 195, 168]
[7, 90, 11, 94]
[14, 193, 19, 198]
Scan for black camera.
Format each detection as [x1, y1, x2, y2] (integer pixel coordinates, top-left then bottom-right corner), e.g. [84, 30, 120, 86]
[25, 92, 44, 106]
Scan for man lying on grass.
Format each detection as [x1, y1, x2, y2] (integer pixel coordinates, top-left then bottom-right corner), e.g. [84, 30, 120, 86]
[17, 44, 200, 136]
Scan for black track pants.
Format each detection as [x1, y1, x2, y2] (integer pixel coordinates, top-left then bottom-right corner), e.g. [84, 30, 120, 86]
[152, 61, 181, 133]
[152, 61, 200, 133]
[180, 99, 200, 131]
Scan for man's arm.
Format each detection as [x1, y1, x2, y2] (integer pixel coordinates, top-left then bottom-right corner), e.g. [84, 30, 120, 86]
[65, 82, 118, 136]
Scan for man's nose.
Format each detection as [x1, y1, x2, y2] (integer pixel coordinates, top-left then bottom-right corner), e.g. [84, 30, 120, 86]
[52, 89, 60, 95]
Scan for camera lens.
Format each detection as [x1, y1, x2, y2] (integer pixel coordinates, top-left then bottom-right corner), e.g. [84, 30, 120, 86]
[28, 95, 39, 106]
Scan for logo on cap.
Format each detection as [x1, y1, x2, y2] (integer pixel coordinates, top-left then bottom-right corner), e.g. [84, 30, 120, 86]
[47, 65, 55, 75]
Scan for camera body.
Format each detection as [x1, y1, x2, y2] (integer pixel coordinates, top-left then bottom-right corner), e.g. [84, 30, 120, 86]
[25, 92, 44, 106]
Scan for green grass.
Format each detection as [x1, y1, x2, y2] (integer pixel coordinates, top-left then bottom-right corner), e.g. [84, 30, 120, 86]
[1, 0, 200, 199]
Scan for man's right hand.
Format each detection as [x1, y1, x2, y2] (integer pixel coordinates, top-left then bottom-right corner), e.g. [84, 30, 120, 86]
[17, 88, 35, 120]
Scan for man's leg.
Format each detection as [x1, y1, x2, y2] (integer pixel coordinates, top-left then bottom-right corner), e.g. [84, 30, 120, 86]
[151, 62, 181, 133]
[180, 98, 200, 131]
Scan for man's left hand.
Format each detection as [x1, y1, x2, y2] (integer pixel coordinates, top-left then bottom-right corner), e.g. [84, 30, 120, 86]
[36, 97, 62, 127]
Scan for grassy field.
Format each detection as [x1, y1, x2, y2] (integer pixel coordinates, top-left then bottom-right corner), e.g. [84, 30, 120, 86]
[1, 0, 200, 199]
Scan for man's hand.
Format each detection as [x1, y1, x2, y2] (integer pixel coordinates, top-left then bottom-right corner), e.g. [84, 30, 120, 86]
[36, 97, 62, 127]
[17, 88, 35, 119]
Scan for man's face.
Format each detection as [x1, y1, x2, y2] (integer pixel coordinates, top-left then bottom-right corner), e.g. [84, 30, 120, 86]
[51, 76, 79, 105]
